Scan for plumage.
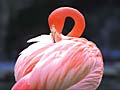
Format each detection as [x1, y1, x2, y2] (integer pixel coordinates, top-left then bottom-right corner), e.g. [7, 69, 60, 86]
[12, 7, 103, 90]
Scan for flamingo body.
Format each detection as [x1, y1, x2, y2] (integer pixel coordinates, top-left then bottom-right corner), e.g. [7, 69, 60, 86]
[12, 7, 103, 90]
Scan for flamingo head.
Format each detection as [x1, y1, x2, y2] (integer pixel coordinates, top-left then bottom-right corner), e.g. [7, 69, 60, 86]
[48, 7, 85, 38]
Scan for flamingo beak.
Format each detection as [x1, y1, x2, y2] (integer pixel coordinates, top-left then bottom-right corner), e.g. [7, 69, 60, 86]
[50, 25, 57, 43]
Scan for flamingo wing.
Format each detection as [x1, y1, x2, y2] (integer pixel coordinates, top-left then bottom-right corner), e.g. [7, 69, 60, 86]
[12, 37, 103, 90]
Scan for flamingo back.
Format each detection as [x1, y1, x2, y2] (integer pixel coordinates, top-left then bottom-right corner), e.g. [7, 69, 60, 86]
[13, 35, 103, 90]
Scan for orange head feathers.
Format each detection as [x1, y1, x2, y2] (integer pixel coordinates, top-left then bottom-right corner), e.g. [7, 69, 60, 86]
[48, 7, 85, 38]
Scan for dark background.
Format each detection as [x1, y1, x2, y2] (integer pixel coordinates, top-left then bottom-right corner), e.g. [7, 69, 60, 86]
[0, 0, 120, 90]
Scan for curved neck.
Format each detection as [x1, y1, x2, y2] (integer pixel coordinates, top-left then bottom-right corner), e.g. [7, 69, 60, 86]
[48, 7, 85, 38]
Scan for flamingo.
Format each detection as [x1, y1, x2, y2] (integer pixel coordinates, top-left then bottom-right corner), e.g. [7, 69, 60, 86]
[12, 7, 104, 90]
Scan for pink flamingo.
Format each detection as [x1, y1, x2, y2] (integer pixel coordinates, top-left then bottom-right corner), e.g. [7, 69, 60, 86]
[12, 7, 103, 90]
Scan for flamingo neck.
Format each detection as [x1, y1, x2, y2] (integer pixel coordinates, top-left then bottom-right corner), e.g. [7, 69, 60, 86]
[48, 7, 85, 38]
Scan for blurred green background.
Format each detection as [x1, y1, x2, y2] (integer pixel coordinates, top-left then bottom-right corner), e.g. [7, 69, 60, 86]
[0, 0, 120, 90]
